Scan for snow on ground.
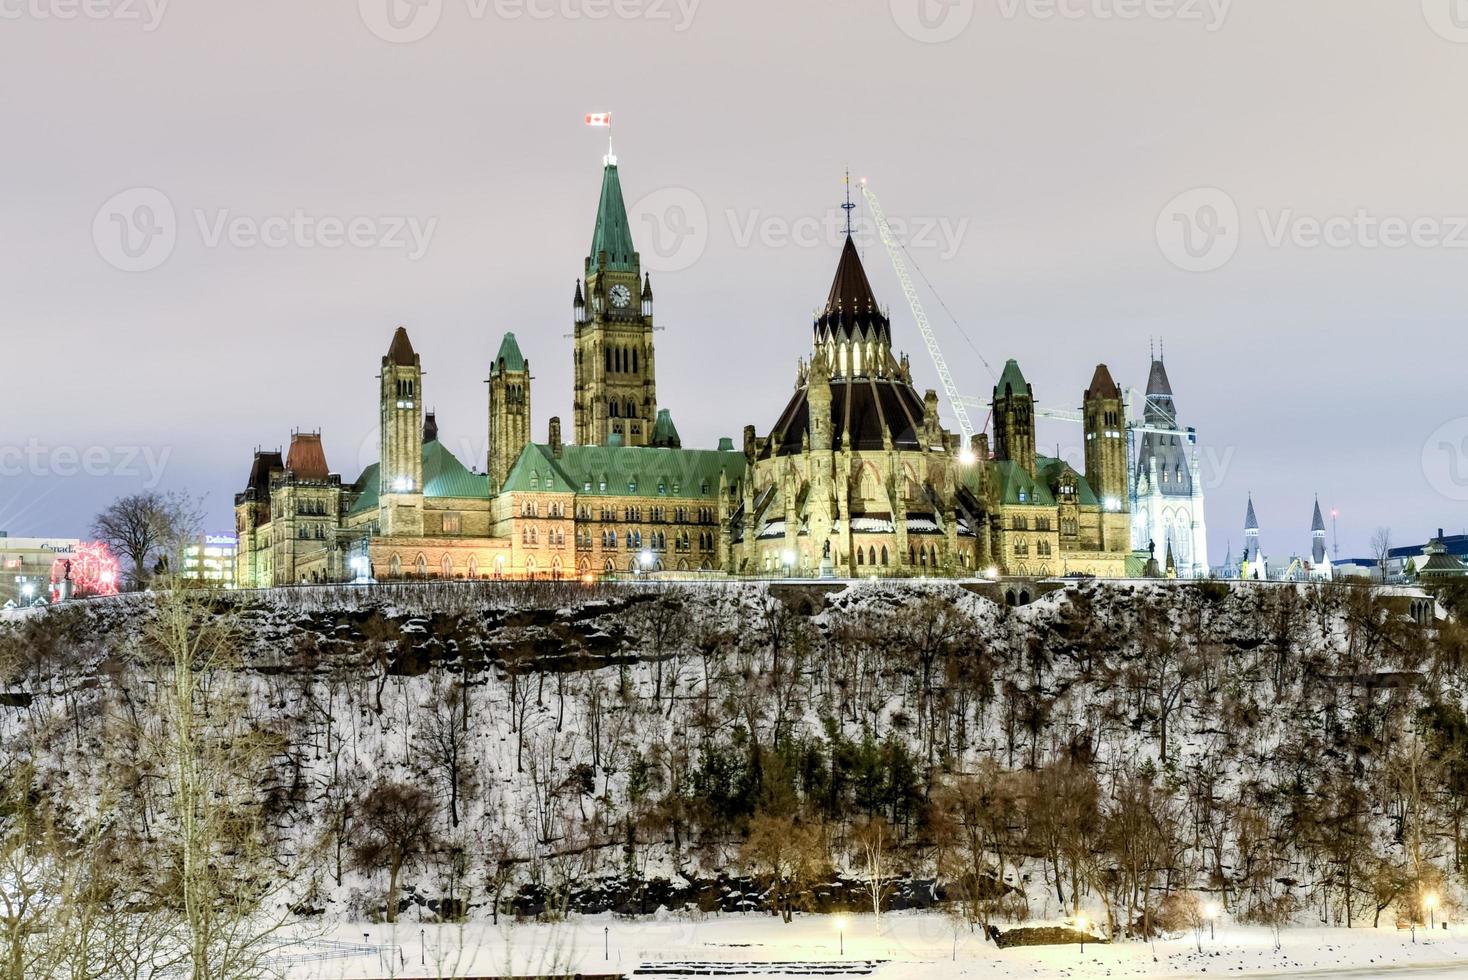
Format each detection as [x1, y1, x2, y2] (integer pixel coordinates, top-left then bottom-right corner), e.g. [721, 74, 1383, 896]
[275, 914, 1468, 979]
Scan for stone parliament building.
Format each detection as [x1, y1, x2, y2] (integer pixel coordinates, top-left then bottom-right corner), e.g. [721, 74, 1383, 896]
[234, 158, 1143, 587]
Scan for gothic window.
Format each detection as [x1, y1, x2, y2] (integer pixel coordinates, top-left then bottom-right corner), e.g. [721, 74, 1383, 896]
[869, 546, 877, 566]
[415, 554, 428, 577]
[857, 548, 864, 566]
[610, 401, 619, 418]
[604, 349, 611, 372]
[658, 481, 666, 495]
[929, 546, 937, 566]
[632, 348, 638, 373]
[390, 554, 402, 576]
[441, 554, 453, 578]
[881, 546, 889, 565]
[468, 556, 479, 579]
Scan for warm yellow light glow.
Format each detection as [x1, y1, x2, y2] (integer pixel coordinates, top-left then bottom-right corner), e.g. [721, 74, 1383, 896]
[1424, 893, 1439, 910]
[1205, 903, 1220, 919]
[834, 915, 849, 932]
[959, 448, 977, 465]
[1075, 914, 1088, 933]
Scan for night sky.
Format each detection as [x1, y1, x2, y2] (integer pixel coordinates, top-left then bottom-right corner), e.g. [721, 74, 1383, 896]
[3, 0, 1466, 563]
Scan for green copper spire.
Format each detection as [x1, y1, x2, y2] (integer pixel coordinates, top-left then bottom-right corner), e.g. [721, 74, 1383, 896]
[495, 332, 526, 373]
[996, 359, 1030, 397]
[589, 162, 638, 272]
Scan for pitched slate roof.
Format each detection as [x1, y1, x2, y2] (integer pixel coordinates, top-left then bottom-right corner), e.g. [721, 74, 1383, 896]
[1036, 456, 1100, 507]
[650, 409, 682, 449]
[590, 163, 637, 271]
[814, 236, 890, 345]
[1086, 364, 1121, 401]
[387, 326, 417, 367]
[285, 433, 330, 480]
[759, 375, 928, 460]
[502, 442, 744, 499]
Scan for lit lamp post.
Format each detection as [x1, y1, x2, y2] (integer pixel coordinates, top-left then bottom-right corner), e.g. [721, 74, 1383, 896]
[1076, 914, 1088, 955]
[1425, 893, 1439, 930]
[1205, 902, 1219, 941]
[782, 549, 796, 579]
[834, 914, 848, 957]
[640, 549, 655, 577]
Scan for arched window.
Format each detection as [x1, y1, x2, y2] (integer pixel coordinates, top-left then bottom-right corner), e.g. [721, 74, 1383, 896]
[551, 555, 562, 579]
[390, 554, 402, 577]
[441, 554, 453, 579]
[632, 348, 638, 373]
[415, 554, 428, 577]
[494, 555, 505, 579]
[610, 400, 619, 418]
[526, 555, 536, 579]
[857, 548, 865, 566]
[869, 546, 877, 566]
[881, 546, 888, 565]
[468, 556, 479, 579]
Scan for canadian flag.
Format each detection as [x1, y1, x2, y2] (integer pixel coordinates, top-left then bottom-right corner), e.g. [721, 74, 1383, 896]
[585, 112, 612, 128]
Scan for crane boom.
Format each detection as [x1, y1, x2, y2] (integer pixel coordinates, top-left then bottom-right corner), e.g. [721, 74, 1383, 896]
[861, 183, 975, 446]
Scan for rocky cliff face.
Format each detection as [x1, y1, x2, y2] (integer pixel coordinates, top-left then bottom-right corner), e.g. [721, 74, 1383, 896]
[2, 579, 1463, 931]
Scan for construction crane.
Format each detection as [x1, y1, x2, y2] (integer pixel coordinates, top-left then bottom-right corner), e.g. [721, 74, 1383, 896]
[860, 180, 978, 462]
[862, 179, 1197, 507]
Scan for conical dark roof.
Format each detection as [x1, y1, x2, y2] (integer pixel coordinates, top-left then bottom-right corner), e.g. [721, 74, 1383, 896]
[590, 163, 637, 271]
[1146, 358, 1174, 397]
[387, 327, 417, 367]
[1245, 496, 1259, 532]
[1312, 498, 1326, 533]
[1086, 363, 1121, 400]
[815, 236, 889, 344]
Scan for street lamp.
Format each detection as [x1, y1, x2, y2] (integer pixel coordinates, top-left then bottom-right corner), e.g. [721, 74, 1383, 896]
[1425, 893, 1439, 930]
[1204, 902, 1219, 941]
[782, 549, 796, 578]
[639, 549, 655, 575]
[834, 914, 848, 957]
[1075, 914, 1088, 954]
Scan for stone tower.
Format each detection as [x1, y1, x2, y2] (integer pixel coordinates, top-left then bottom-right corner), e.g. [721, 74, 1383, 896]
[379, 326, 424, 536]
[488, 332, 531, 493]
[992, 359, 1036, 477]
[573, 158, 658, 447]
[1083, 363, 1128, 510]
[1243, 495, 1266, 579]
[1130, 353, 1209, 577]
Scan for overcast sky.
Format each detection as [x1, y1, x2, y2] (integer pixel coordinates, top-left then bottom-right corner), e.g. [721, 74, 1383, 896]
[2, 0, 1466, 563]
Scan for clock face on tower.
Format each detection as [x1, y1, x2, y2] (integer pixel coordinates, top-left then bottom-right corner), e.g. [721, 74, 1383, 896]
[609, 284, 632, 309]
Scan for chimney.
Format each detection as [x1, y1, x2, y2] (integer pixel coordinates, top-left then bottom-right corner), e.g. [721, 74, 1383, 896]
[549, 416, 562, 458]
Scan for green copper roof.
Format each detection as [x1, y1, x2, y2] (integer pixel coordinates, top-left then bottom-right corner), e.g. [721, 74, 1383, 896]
[495, 333, 526, 373]
[349, 439, 489, 517]
[590, 163, 638, 271]
[1036, 456, 1099, 507]
[650, 409, 682, 449]
[423, 440, 490, 499]
[996, 359, 1029, 397]
[994, 460, 1056, 507]
[501, 442, 743, 499]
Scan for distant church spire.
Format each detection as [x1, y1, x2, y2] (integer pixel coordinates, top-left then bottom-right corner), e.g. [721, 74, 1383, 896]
[1312, 495, 1328, 566]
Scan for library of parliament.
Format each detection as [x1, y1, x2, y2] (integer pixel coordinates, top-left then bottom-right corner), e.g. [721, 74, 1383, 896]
[234, 157, 1172, 587]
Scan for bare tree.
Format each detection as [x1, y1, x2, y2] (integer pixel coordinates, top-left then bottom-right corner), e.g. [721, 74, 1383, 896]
[353, 781, 439, 923]
[91, 491, 202, 588]
[1372, 527, 1394, 583]
[850, 814, 901, 932]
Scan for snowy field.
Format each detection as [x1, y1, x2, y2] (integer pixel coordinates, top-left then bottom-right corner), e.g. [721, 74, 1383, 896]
[271, 913, 1468, 979]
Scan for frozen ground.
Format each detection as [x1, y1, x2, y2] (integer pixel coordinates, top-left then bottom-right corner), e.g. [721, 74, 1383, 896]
[274, 913, 1468, 979]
